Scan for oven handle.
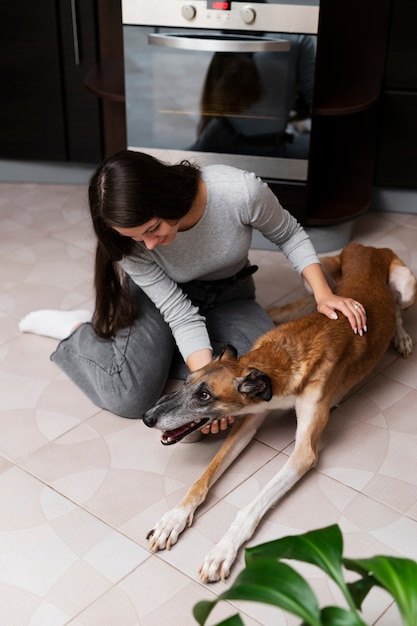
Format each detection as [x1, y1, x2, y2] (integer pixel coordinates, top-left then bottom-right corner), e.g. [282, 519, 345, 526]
[148, 33, 290, 53]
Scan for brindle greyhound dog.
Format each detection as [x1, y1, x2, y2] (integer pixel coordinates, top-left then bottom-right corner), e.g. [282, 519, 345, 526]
[143, 243, 417, 582]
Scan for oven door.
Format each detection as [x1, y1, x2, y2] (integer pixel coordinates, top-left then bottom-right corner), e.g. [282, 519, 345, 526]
[123, 26, 316, 181]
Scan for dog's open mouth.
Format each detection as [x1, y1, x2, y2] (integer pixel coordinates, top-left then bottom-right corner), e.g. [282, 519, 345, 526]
[161, 418, 209, 445]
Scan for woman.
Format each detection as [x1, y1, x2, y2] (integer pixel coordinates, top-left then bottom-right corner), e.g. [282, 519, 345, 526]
[20, 150, 366, 435]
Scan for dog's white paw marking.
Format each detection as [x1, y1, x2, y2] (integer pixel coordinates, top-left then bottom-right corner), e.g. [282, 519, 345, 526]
[199, 541, 237, 583]
[147, 507, 193, 551]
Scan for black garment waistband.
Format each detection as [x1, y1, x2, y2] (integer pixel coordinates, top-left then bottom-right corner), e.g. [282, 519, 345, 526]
[179, 264, 258, 311]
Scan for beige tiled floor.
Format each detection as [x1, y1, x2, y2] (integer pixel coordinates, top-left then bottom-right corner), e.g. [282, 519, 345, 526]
[1, 181, 417, 625]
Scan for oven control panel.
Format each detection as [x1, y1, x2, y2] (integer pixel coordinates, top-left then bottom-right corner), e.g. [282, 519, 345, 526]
[122, 0, 319, 34]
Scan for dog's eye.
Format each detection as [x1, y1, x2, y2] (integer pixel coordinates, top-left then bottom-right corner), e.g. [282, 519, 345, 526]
[198, 389, 211, 403]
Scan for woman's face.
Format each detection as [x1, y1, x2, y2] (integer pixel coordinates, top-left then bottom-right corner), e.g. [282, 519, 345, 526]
[113, 218, 180, 250]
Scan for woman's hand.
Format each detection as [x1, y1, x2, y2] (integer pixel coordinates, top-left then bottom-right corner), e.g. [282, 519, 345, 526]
[316, 294, 367, 335]
[200, 416, 235, 435]
[302, 263, 367, 335]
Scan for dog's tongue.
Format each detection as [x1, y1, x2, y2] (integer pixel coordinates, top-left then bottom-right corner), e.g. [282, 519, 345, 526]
[161, 419, 208, 445]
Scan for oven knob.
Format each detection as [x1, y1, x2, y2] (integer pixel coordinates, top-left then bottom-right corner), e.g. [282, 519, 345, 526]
[241, 6, 256, 24]
[181, 4, 196, 20]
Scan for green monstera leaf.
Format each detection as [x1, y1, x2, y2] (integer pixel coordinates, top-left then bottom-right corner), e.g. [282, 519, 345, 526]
[345, 555, 417, 626]
[193, 525, 417, 626]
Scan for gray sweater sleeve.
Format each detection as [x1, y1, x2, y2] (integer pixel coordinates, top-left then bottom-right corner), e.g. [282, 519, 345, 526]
[241, 170, 319, 274]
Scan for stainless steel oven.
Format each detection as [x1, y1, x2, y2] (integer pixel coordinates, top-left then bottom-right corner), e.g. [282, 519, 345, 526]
[122, 0, 319, 183]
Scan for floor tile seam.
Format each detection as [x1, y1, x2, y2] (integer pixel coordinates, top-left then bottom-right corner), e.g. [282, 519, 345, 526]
[350, 488, 417, 520]
[9, 415, 104, 466]
[374, 601, 397, 626]
[366, 226, 417, 247]
[316, 416, 415, 475]
[13, 464, 162, 557]
[312, 463, 417, 519]
[15, 456, 217, 560]
[0, 451, 16, 469]
[149, 559, 262, 626]
[375, 369, 417, 395]
[184, 446, 288, 523]
[151, 552, 266, 624]
[309, 467, 388, 516]
[2, 473, 193, 622]
[58, 561, 152, 624]
[205, 595, 266, 626]
[331, 355, 411, 405]
[64, 553, 157, 626]
[262, 439, 294, 457]
[381, 213, 417, 230]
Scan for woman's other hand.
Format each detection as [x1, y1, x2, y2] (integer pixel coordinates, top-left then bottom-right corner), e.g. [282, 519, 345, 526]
[200, 416, 235, 435]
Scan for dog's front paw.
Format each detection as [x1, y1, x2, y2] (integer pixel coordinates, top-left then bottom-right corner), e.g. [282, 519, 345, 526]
[147, 506, 194, 551]
[392, 328, 413, 358]
[199, 541, 238, 583]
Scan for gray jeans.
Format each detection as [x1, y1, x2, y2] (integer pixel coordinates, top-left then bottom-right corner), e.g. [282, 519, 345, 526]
[50, 275, 274, 418]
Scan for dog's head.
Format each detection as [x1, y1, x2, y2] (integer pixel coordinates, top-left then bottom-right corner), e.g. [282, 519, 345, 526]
[143, 344, 273, 445]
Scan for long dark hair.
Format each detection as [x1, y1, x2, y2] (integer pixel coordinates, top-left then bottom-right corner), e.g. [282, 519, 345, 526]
[88, 150, 201, 337]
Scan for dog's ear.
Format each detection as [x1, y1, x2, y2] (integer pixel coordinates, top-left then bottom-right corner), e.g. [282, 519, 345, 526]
[216, 344, 238, 361]
[238, 369, 273, 401]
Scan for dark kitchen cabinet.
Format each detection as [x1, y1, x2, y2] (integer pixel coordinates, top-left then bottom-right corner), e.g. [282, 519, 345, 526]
[0, 0, 103, 163]
[216, 0, 393, 226]
[305, 0, 392, 225]
[374, 0, 417, 190]
[258, 0, 392, 225]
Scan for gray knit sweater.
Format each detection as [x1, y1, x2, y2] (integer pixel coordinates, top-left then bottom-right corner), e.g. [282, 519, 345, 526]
[121, 165, 319, 361]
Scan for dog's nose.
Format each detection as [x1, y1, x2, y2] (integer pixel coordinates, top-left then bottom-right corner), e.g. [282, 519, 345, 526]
[142, 411, 157, 428]
[143, 391, 178, 427]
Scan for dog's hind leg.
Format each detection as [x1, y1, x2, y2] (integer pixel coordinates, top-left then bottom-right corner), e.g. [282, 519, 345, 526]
[392, 308, 414, 358]
[389, 259, 417, 357]
[147, 411, 268, 553]
[199, 390, 331, 583]
[267, 296, 316, 325]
